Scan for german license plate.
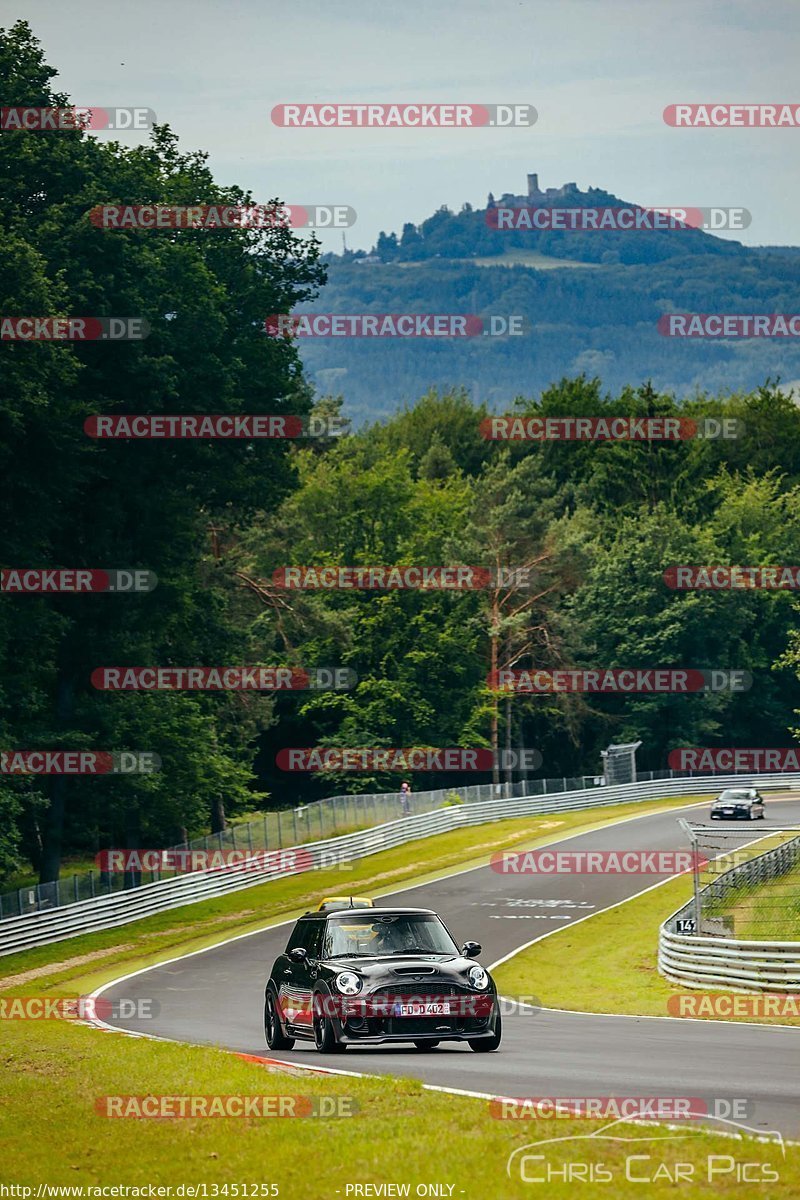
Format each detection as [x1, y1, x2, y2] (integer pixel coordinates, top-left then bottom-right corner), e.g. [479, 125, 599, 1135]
[397, 1002, 451, 1016]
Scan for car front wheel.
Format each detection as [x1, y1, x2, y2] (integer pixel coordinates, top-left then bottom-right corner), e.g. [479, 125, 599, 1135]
[313, 994, 347, 1053]
[469, 1010, 502, 1052]
[264, 987, 294, 1051]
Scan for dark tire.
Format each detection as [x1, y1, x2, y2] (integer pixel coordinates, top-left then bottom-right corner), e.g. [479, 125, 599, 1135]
[469, 1010, 502, 1052]
[264, 988, 294, 1051]
[413, 1040, 440, 1050]
[313, 995, 346, 1053]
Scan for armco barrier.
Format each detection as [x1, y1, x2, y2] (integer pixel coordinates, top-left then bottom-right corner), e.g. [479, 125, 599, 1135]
[659, 827, 800, 993]
[1, 772, 798, 957]
[0, 775, 604, 918]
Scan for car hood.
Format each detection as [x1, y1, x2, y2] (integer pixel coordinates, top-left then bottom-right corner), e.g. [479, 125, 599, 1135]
[322, 955, 482, 981]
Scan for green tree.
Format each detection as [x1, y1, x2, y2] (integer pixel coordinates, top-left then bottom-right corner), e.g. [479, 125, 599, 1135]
[0, 21, 325, 880]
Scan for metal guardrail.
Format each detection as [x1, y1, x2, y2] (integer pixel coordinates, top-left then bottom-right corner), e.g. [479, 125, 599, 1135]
[2, 770, 798, 959]
[0, 774, 606, 919]
[0, 765, 769, 920]
[659, 827, 800, 993]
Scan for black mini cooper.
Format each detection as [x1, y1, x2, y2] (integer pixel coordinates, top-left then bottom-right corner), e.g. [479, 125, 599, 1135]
[264, 906, 502, 1053]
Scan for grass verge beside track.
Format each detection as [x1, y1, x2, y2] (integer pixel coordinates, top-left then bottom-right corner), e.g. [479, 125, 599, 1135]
[0, 1016, 793, 1195]
[492, 868, 800, 1026]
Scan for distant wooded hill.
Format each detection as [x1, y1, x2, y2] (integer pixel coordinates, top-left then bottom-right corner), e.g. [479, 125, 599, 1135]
[297, 185, 800, 420]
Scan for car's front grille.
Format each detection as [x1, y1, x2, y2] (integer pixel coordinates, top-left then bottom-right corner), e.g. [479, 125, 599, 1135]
[373, 983, 458, 998]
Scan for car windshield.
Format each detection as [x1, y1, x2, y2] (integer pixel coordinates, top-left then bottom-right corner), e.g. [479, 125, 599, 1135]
[322, 914, 459, 958]
[719, 790, 751, 801]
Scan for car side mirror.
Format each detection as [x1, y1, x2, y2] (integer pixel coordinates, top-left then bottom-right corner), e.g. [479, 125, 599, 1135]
[288, 947, 308, 963]
[461, 941, 481, 958]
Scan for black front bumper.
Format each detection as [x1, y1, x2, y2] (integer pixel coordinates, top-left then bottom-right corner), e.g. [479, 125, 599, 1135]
[337, 1027, 498, 1045]
[333, 987, 499, 1044]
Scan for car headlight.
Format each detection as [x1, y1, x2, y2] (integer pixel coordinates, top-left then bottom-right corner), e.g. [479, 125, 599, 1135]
[467, 965, 489, 991]
[334, 971, 362, 995]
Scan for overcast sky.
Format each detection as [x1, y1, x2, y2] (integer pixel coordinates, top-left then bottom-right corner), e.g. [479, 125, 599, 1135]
[5, 0, 799, 251]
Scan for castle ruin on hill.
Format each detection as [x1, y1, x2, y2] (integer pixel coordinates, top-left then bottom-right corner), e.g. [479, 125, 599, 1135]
[487, 173, 580, 208]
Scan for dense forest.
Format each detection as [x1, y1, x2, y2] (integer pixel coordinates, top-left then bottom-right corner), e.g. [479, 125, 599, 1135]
[2, 22, 800, 887]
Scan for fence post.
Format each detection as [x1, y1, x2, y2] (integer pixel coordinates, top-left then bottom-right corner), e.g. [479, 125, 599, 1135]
[679, 819, 703, 933]
[264, 814, 269, 849]
[292, 807, 298, 843]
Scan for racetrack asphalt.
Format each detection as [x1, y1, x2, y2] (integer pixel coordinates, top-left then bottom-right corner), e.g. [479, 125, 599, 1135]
[97, 796, 800, 1138]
